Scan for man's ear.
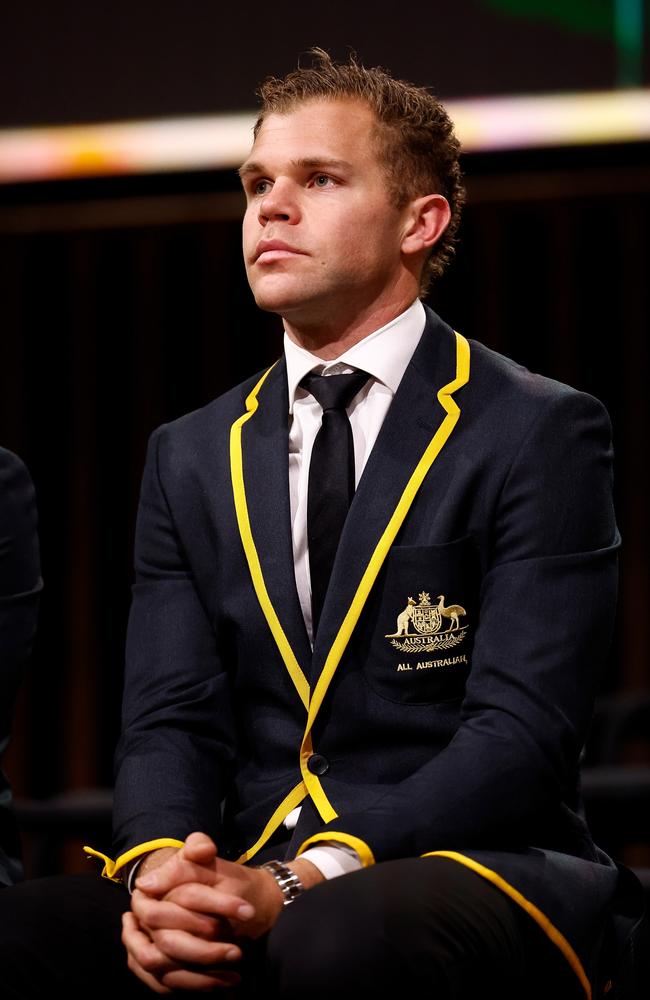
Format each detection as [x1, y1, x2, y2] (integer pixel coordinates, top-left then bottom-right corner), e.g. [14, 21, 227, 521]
[401, 194, 451, 257]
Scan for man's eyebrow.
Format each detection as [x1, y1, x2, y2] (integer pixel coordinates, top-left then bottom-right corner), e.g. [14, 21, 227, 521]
[291, 157, 354, 172]
[237, 161, 263, 179]
[237, 157, 354, 179]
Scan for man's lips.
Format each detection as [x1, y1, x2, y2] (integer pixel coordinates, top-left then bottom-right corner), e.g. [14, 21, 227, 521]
[254, 239, 307, 263]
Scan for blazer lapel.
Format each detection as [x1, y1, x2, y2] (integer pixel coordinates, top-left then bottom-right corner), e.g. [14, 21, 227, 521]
[231, 358, 312, 708]
[311, 310, 469, 696]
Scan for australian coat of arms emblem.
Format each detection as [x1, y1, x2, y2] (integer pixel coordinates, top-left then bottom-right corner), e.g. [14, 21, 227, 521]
[385, 592, 469, 653]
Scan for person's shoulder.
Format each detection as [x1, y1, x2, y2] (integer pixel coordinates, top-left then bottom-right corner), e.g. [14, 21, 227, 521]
[144, 360, 283, 457]
[0, 446, 32, 479]
[423, 305, 605, 418]
[466, 337, 610, 424]
[0, 447, 40, 593]
[0, 447, 37, 512]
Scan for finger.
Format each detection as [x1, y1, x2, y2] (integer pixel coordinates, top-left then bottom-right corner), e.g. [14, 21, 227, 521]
[150, 926, 243, 966]
[132, 889, 220, 939]
[122, 911, 176, 989]
[125, 949, 171, 995]
[135, 854, 218, 896]
[123, 912, 240, 993]
[160, 966, 242, 991]
[165, 882, 255, 922]
[181, 831, 219, 865]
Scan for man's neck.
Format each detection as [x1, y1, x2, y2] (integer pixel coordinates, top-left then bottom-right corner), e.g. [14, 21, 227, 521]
[283, 294, 419, 361]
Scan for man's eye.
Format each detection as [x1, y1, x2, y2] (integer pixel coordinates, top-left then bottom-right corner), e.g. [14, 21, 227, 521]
[254, 180, 271, 195]
[314, 174, 333, 188]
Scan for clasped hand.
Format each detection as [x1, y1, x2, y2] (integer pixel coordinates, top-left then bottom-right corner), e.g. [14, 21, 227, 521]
[122, 831, 284, 993]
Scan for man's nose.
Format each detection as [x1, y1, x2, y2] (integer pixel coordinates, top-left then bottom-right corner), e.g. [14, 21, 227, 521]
[259, 179, 299, 224]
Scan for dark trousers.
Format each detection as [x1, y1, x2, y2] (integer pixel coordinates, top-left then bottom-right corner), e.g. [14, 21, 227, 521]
[0, 857, 580, 999]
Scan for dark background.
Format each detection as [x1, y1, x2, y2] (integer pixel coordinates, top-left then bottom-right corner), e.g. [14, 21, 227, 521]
[0, 4, 649, 875]
[1, 0, 649, 128]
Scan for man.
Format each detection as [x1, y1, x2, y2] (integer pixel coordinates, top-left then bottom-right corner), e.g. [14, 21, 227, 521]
[0, 446, 41, 886]
[0, 49, 645, 999]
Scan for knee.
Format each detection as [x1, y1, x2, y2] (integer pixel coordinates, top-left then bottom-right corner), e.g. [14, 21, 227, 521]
[263, 858, 528, 999]
[265, 874, 384, 998]
[264, 860, 455, 997]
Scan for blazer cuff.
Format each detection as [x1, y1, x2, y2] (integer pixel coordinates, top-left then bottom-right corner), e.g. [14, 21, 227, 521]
[83, 838, 184, 882]
[296, 832, 375, 868]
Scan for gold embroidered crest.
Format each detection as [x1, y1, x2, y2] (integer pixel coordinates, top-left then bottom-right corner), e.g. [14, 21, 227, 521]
[385, 592, 469, 653]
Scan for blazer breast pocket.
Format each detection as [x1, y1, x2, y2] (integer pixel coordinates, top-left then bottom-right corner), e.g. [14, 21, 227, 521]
[356, 536, 481, 705]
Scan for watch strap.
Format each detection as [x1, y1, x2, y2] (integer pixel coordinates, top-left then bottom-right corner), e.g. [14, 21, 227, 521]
[259, 859, 304, 905]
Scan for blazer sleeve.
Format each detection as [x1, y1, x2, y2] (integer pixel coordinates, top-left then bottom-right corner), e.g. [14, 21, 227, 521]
[302, 388, 620, 861]
[111, 426, 237, 859]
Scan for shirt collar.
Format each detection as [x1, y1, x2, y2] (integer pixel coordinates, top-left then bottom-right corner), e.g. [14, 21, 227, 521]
[284, 299, 426, 414]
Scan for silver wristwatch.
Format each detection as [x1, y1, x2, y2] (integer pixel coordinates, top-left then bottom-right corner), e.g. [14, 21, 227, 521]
[259, 859, 305, 905]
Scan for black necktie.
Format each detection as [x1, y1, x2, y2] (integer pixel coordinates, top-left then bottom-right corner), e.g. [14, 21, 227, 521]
[300, 369, 370, 634]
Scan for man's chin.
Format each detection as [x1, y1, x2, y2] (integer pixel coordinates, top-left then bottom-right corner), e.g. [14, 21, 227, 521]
[251, 283, 318, 319]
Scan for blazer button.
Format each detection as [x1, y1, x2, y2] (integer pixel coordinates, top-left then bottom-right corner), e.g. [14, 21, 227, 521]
[307, 753, 330, 776]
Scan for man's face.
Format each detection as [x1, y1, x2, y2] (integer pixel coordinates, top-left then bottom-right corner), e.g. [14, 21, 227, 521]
[240, 99, 411, 328]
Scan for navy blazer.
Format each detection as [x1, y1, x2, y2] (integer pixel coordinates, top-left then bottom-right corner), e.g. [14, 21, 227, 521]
[109, 305, 625, 995]
[0, 447, 41, 886]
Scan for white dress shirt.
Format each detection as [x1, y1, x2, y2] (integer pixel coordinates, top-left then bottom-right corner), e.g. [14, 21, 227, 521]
[282, 298, 427, 879]
[285, 298, 426, 644]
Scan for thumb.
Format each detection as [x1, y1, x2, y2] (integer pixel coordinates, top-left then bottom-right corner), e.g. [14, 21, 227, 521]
[135, 833, 218, 894]
[182, 831, 219, 865]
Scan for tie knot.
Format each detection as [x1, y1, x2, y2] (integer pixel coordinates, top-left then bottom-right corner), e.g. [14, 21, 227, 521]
[300, 370, 370, 412]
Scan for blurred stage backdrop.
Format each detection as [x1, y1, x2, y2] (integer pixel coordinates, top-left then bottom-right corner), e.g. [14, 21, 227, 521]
[1, 1, 649, 876]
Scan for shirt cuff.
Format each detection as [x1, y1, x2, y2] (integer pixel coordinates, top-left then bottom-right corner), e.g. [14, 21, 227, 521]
[298, 843, 362, 880]
[126, 855, 147, 894]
